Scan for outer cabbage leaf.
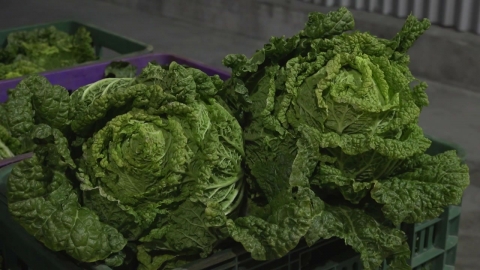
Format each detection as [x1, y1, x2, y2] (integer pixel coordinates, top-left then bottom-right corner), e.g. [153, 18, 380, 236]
[27, 76, 71, 132]
[226, 128, 321, 261]
[136, 245, 189, 270]
[139, 201, 228, 257]
[0, 124, 21, 159]
[226, 188, 318, 260]
[301, 7, 355, 39]
[0, 88, 34, 149]
[371, 151, 470, 225]
[305, 204, 411, 270]
[104, 61, 138, 78]
[390, 15, 431, 54]
[7, 124, 127, 262]
[1, 75, 71, 153]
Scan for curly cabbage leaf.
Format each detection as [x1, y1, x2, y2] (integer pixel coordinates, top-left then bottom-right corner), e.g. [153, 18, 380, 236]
[0, 75, 70, 156]
[220, 7, 469, 270]
[0, 26, 97, 79]
[4, 62, 244, 269]
[371, 150, 469, 225]
[0, 124, 20, 159]
[305, 204, 411, 270]
[104, 61, 138, 78]
[70, 62, 244, 265]
[7, 124, 127, 262]
[0, 60, 44, 80]
[0, 75, 127, 262]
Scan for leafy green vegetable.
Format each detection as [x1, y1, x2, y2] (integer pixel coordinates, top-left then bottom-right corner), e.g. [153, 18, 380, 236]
[77, 64, 243, 267]
[370, 151, 469, 225]
[1, 8, 470, 270]
[0, 60, 44, 79]
[0, 75, 71, 155]
[104, 61, 137, 78]
[1, 76, 128, 262]
[4, 62, 245, 269]
[0, 26, 97, 80]
[0, 124, 20, 159]
[101, 60, 191, 79]
[149, 60, 190, 70]
[220, 7, 469, 269]
[8, 125, 127, 262]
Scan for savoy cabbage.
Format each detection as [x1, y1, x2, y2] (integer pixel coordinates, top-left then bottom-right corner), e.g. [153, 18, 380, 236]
[219, 7, 470, 269]
[3, 62, 245, 269]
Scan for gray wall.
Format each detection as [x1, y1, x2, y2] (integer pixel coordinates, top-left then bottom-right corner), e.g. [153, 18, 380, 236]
[97, 0, 480, 94]
[298, 0, 480, 34]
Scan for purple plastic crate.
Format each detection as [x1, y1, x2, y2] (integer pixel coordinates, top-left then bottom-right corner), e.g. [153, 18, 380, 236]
[0, 53, 231, 103]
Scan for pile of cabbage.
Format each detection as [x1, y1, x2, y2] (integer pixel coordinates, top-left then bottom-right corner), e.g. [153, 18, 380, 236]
[0, 7, 469, 270]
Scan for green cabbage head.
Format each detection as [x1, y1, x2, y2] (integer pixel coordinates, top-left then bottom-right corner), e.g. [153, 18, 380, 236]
[70, 62, 245, 268]
[219, 7, 469, 270]
[6, 63, 245, 269]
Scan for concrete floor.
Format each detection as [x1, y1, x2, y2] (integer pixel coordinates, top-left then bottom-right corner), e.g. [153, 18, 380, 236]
[0, 0, 479, 269]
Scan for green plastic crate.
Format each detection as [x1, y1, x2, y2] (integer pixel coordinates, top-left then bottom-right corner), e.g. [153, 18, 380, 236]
[0, 139, 466, 270]
[0, 20, 153, 65]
